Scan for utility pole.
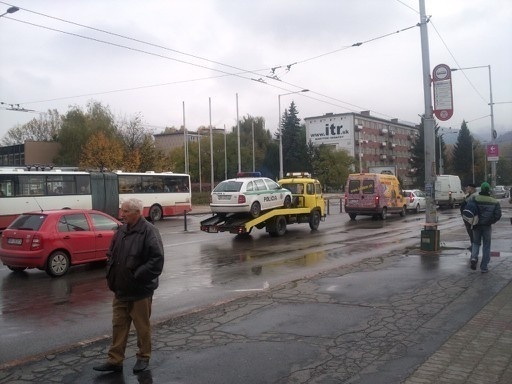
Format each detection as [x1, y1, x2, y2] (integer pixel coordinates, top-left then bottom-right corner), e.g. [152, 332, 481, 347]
[419, 0, 439, 250]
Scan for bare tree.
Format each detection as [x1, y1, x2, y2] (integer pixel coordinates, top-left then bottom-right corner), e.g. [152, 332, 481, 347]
[1, 109, 61, 145]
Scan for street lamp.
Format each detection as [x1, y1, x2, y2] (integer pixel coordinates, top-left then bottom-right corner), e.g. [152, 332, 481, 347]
[0, 6, 19, 17]
[451, 65, 496, 187]
[278, 89, 309, 179]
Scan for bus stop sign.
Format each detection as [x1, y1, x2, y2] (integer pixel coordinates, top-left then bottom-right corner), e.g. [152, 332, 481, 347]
[432, 64, 454, 121]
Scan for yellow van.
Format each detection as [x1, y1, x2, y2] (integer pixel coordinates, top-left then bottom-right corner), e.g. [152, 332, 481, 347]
[344, 173, 407, 220]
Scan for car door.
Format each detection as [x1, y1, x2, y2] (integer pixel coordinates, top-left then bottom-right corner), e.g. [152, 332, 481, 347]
[253, 179, 270, 210]
[57, 213, 96, 263]
[262, 178, 281, 209]
[417, 191, 427, 210]
[88, 212, 119, 260]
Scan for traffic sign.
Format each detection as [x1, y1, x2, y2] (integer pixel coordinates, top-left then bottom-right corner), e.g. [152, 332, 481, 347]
[487, 144, 499, 161]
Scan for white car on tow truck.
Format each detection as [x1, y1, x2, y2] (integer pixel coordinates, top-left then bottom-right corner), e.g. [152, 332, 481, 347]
[210, 172, 292, 218]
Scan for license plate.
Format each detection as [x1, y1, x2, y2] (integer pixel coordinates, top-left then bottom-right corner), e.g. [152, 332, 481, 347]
[349, 199, 359, 204]
[7, 238, 22, 245]
[208, 226, 219, 233]
[217, 195, 231, 201]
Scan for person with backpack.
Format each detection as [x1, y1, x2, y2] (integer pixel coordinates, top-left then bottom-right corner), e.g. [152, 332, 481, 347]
[460, 183, 478, 249]
[470, 182, 502, 272]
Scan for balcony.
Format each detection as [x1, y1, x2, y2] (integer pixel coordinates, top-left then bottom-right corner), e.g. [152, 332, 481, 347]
[380, 154, 387, 160]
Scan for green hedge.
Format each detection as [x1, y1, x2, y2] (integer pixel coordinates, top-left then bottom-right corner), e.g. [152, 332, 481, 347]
[192, 192, 211, 205]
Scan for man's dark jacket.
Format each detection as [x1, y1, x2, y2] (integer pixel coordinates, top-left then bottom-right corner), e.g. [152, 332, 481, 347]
[473, 193, 502, 227]
[106, 217, 164, 301]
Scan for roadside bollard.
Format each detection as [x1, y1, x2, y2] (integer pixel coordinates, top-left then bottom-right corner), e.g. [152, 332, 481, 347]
[184, 210, 188, 231]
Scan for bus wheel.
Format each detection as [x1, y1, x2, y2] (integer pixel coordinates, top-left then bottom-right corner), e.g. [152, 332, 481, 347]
[309, 210, 321, 230]
[400, 205, 406, 217]
[46, 251, 70, 277]
[349, 213, 357, 220]
[380, 207, 388, 220]
[149, 205, 163, 222]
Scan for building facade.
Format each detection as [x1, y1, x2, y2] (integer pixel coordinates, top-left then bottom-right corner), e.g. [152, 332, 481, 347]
[304, 111, 419, 184]
[0, 141, 61, 167]
[154, 127, 225, 156]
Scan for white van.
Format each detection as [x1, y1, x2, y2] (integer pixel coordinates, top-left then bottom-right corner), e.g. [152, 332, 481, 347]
[435, 175, 465, 208]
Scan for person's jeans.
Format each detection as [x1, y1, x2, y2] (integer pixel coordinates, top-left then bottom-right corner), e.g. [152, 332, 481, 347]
[471, 225, 492, 270]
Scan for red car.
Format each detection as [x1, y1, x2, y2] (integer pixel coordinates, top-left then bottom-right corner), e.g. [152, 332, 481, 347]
[0, 209, 121, 277]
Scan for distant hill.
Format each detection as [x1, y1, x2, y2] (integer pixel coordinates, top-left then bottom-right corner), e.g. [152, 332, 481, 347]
[443, 130, 512, 145]
[497, 131, 512, 144]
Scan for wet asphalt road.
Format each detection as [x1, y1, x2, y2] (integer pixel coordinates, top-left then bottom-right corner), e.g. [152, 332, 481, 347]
[0, 204, 508, 368]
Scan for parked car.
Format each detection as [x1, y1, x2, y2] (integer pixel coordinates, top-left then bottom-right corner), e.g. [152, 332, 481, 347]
[404, 189, 427, 213]
[0, 209, 121, 277]
[210, 173, 292, 218]
[492, 185, 509, 199]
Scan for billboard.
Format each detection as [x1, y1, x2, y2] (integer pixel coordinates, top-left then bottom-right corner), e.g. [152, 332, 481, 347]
[305, 114, 355, 154]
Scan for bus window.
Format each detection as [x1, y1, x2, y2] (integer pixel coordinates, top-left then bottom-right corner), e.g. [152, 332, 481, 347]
[142, 176, 164, 193]
[0, 176, 14, 197]
[18, 175, 45, 196]
[76, 175, 90, 194]
[118, 175, 142, 193]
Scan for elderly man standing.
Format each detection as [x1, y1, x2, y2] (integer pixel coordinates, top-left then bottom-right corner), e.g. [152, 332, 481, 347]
[94, 198, 164, 374]
[470, 182, 502, 273]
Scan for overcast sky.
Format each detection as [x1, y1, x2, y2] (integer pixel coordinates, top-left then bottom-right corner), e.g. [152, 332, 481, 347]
[1, 0, 511, 143]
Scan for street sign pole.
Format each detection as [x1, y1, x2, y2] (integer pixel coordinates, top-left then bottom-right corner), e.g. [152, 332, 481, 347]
[419, 0, 439, 251]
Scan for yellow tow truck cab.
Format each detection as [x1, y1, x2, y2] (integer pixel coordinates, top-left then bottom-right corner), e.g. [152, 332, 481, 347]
[200, 172, 325, 237]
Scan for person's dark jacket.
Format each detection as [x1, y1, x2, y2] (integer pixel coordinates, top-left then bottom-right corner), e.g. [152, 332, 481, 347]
[474, 193, 502, 227]
[106, 217, 164, 301]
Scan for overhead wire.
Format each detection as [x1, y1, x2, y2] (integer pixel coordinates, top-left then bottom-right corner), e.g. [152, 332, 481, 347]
[429, 20, 488, 105]
[1, 1, 420, 125]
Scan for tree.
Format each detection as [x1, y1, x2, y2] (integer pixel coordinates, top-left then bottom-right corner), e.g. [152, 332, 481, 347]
[54, 101, 118, 166]
[1, 109, 61, 145]
[137, 135, 168, 172]
[452, 121, 474, 186]
[311, 144, 353, 191]
[409, 118, 425, 188]
[79, 131, 124, 171]
[118, 113, 148, 151]
[281, 101, 308, 174]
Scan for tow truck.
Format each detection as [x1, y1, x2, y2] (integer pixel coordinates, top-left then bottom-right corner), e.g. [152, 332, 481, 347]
[200, 172, 326, 236]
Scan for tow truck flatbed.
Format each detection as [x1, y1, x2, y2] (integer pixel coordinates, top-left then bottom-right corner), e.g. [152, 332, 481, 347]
[200, 207, 318, 235]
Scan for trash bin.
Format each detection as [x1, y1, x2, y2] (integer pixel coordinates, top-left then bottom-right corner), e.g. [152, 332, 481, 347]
[421, 229, 440, 251]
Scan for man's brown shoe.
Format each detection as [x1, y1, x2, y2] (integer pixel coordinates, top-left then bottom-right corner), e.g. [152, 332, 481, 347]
[133, 359, 149, 373]
[93, 362, 123, 372]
